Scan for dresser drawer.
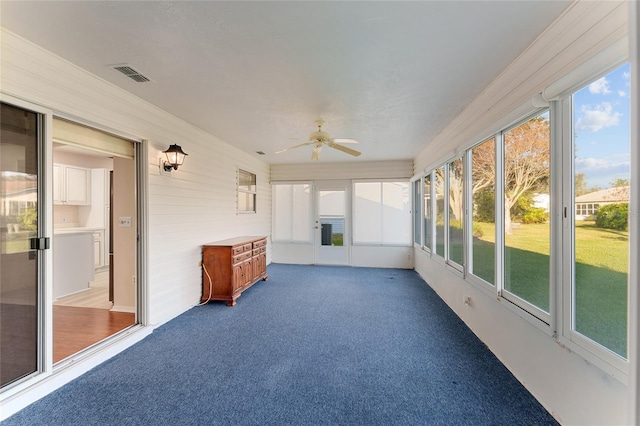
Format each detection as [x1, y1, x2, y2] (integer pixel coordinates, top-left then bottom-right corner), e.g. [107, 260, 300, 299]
[253, 239, 266, 249]
[232, 243, 252, 255]
[233, 251, 252, 264]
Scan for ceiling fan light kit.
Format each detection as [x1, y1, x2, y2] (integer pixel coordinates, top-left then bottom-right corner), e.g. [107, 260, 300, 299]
[276, 119, 362, 160]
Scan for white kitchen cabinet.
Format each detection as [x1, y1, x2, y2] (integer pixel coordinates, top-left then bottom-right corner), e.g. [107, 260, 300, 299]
[53, 163, 91, 205]
[53, 231, 94, 299]
[93, 230, 104, 268]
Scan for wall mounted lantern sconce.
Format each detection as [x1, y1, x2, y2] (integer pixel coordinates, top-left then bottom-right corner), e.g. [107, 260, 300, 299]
[162, 144, 188, 172]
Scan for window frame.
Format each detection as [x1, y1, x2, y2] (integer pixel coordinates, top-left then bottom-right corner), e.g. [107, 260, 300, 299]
[352, 179, 412, 247]
[237, 168, 257, 214]
[271, 181, 313, 243]
[558, 83, 629, 376]
[467, 135, 498, 290]
[413, 178, 423, 247]
[411, 58, 632, 384]
[446, 157, 465, 273]
[423, 173, 433, 254]
[497, 109, 552, 325]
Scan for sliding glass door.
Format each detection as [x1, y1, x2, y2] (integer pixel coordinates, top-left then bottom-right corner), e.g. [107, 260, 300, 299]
[0, 102, 44, 387]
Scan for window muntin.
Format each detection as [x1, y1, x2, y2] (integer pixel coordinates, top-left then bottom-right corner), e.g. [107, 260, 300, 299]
[470, 137, 496, 285]
[272, 183, 312, 242]
[447, 158, 464, 267]
[571, 63, 630, 358]
[423, 174, 432, 251]
[238, 169, 257, 213]
[502, 111, 551, 314]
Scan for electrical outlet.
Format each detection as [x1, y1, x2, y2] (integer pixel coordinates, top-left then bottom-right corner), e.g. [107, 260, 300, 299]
[198, 261, 203, 267]
[463, 295, 471, 306]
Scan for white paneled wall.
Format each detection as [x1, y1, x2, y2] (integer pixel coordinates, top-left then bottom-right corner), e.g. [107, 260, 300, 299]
[412, 1, 630, 425]
[1, 29, 271, 327]
[414, 0, 628, 173]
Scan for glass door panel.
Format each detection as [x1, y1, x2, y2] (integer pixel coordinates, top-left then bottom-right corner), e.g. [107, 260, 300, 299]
[315, 184, 349, 265]
[1, 102, 40, 387]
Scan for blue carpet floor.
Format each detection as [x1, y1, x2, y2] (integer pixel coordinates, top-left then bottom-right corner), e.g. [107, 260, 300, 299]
[4, 264, 558, 425]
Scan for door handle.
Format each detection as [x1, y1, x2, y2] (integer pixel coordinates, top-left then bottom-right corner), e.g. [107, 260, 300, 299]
[30, 237, 50, 250]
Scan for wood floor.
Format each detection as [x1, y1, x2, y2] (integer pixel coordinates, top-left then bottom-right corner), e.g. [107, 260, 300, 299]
[50, 270, 136, 362]
[54, 270, 112, 309]
[53, 306, 135, 363]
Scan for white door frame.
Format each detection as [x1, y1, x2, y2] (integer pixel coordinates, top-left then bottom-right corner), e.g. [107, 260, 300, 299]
[313, 180, 351, 266]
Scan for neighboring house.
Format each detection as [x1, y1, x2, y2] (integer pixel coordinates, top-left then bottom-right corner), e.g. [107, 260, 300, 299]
[575, 186, 629, 220]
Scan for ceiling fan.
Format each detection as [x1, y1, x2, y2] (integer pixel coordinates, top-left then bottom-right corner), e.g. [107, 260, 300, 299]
[276, 120, 361, 160]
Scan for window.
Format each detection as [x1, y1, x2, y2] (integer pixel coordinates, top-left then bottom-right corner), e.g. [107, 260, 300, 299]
[272, 183, 312, 242]
[353, 181, 411, 245]
[423, 174, 432, 251]
[434, 166, 445, 257]
[447, 158, 464, 267]
[502, 111, 550, 316]
[569, 63, 630, 358]
[411, 60, 632, 376]
[238, 169, 256, 213]
[470, 137, 496, 285]
[413, 179, 422, 245]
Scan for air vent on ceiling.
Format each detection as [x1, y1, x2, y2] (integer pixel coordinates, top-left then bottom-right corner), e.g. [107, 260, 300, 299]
[109, 64, 152, 83]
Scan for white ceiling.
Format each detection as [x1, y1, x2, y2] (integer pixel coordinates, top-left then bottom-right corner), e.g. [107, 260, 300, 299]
[1, 1, 571, 164]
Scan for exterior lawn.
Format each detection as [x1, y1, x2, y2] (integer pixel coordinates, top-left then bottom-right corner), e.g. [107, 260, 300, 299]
[471, 221, 628, 357]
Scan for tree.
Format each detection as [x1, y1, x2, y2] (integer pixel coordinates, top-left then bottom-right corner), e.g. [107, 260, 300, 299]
[608, 178, 630, 201]
[472, 116, 550, 233]
[610, 178, 629, 188]
[575, 173, 589, 197]
[435, 159, 464, 222]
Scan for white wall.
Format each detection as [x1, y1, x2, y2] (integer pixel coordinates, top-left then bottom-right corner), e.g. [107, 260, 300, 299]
[112, 156, 136, 312]
[0, 27, 272, 417]
[271, 160, 413, 268]
[413, 1, 630, 425]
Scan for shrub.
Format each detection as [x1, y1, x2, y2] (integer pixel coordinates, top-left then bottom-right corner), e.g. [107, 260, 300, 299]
[595, 203, 628, 231]
[472, 223, 484, 238]
[18, 207, 38, 232]
[473, 190, 495, 223]
[521, 207, 548, 224]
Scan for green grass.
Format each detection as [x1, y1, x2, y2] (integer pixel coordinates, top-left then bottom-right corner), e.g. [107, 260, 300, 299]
[470, 221, 628, 357]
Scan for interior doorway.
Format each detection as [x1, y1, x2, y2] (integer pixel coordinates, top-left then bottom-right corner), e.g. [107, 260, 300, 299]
[314, 181, 350, 265]
[51, 119, 137, 363]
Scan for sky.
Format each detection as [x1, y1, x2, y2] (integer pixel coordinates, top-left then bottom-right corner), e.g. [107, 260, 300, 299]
[573, 63, 631, 190]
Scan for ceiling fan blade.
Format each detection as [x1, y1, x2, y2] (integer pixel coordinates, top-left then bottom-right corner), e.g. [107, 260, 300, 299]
[275, 142, 313, 154]
[329, 142, 361, 157]
[311, 144, 322, 161]
[332, 138, 358, 144]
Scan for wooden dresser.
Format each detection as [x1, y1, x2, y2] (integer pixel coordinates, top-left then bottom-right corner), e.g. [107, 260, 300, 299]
[201, 236, 268, 306]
